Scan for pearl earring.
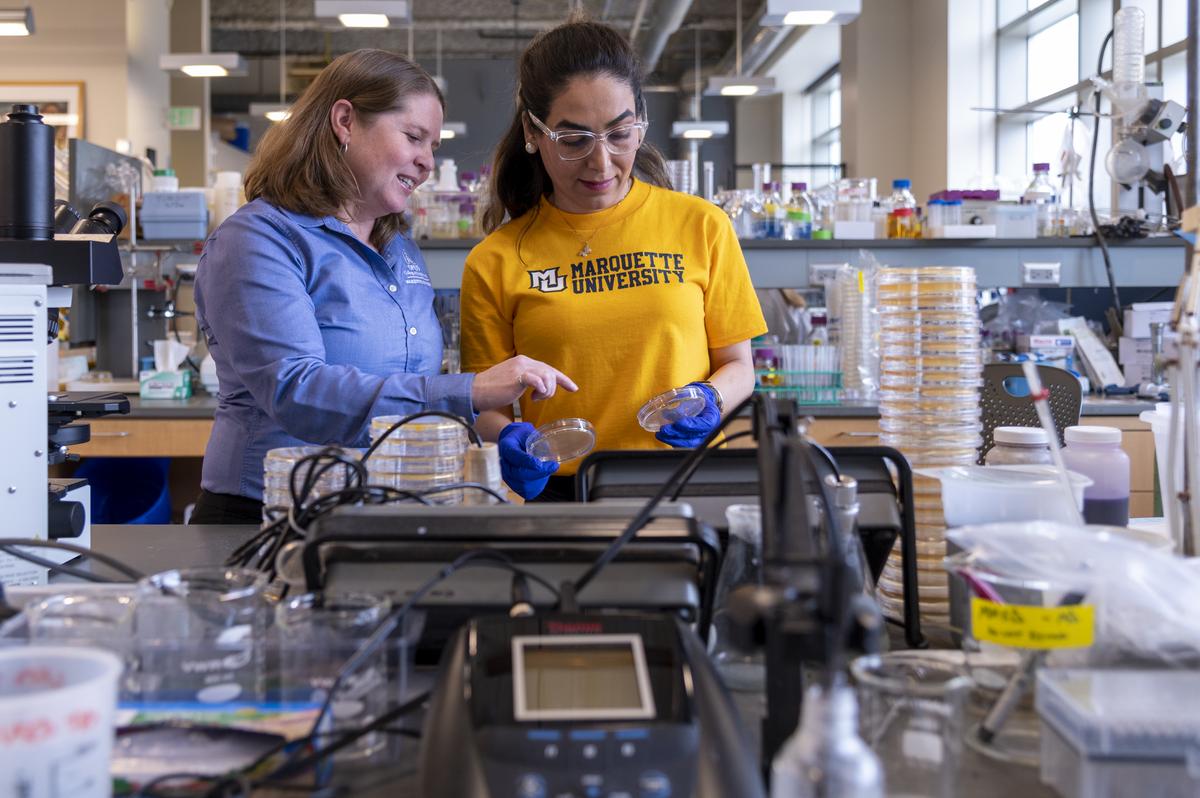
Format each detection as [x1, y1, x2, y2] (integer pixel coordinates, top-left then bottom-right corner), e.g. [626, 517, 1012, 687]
[524, 141, 537, 154]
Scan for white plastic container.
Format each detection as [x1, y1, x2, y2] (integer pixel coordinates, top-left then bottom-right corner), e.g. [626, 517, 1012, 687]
[984, 426, 1052, 466]
[916, 465, 1091, 527]
[1036, 668, 1200, 798]
[212, 170, 243, 230]
[0, 646, 123, 798]
[1061, 426, 1130, 527]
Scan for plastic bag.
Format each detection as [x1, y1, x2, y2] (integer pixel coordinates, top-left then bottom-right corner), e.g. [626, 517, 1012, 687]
[946, 521, 1200, 667]
[827, 252, 879, 402]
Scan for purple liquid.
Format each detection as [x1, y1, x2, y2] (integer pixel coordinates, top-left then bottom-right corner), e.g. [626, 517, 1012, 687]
[1082, 497, 1129, 527]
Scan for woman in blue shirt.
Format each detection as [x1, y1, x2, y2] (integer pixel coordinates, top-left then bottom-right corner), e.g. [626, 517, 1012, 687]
[192, 49, 575, 524]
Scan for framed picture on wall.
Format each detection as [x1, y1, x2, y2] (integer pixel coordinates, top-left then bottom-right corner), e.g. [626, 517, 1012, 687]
[0, 81, 85, 148]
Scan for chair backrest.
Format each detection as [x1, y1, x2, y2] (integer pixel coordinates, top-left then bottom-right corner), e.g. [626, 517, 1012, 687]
[979, 363, 1083, 461]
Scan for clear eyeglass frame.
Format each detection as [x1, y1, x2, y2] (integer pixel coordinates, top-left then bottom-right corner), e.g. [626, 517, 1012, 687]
[526, 110, 649, 161]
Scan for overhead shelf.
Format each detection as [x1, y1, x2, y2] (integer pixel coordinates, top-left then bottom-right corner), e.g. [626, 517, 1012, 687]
[416, 236, 1191, 290]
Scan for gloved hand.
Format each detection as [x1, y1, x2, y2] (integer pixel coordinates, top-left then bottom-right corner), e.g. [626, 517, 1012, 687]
[655, 382, 721, 449]
[498, 422, 559, 500]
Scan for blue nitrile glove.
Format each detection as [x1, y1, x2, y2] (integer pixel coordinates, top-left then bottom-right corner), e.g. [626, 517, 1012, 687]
[656, 382, 721, 449]
[498, 422, 559, 500]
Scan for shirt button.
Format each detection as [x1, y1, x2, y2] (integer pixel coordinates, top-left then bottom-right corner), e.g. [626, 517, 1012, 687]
[408, 326, 417, 335]
[388, 284, 398, 293]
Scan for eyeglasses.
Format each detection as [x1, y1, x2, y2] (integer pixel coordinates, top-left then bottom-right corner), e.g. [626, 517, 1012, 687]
[527, 111, 649, 161]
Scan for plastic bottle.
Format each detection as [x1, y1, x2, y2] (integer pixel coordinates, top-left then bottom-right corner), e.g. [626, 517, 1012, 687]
[784, 181, 814, 241]
[771, 682, 884, 798]
[1021, 163, 1060, 237]
[1061, 425, 1131, 526]
[985, 426, 1053, 466]
[754, 182, 778, 239]
[809, 309, 829, 346]
[212, 171, 243, 229]
[886, 179, 917, 239]
[152, 168, 178, 192]
[434, 158, 459, 192]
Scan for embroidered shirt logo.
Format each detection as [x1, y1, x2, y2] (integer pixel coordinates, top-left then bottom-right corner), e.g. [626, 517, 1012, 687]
[401, 249, 431, 286]
[527, 267, 567, 293]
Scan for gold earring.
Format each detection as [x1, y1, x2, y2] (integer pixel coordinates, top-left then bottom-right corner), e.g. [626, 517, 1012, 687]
[524, 141, 537, 154]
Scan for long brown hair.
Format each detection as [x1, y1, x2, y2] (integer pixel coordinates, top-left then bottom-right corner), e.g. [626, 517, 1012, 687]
[480, 18, 670, 234]
[244, 48, 443, 251]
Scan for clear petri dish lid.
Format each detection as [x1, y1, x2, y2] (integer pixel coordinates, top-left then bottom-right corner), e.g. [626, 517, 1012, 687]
[876, 266, 977, 284]
[370, 414, 469, 442]
[637, 385, 708, 432]
[527, 418, 596, 463]
[367, 454, 465, 475]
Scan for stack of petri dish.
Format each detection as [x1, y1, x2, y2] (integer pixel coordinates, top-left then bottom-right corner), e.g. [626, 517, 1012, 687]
[834, 266, 878, 401]
[874, 266, 981, 634]
[368, 415, 469, 504]
[262, 445, 363, 523]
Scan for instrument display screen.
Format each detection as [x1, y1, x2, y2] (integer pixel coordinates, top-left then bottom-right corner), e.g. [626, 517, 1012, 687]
[512, 634, 657, 721]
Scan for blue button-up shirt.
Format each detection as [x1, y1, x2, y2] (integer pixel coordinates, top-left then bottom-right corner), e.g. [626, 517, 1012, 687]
[194, 199, 475, 500]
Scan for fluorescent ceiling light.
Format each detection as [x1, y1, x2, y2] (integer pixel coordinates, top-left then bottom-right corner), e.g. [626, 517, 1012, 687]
[314, 1, 409, 27]
[783, 10, 835, 24]
[762, 0, 861, 25]
[338, 13, 388, 27]
[705, 76, 777, 97]
[0, 7, 32, 36]
[250, 103, 291, 122]
[160, 52, 247, 78]
[440, 121, 467, 139]
[671, 120, 730, 140]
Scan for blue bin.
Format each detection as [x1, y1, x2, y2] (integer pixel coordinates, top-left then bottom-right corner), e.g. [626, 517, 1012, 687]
[75, 457, 172, 525]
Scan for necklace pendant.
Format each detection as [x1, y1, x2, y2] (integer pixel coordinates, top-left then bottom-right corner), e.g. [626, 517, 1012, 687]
[579, 243, 591, 257]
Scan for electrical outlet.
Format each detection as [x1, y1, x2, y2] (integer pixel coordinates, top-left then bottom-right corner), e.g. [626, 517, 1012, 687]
[1022, 261, 1061, 286]
[809, 262, 846, 286]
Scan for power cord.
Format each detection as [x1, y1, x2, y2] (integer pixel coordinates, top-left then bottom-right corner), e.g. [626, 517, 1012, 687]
[1088, 29, 1122, 324]
[0, 538, 145, 582]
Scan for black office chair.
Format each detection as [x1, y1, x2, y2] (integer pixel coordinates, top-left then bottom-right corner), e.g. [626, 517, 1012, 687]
[575, 446, 926, 649]
[978, 363, 1082, 463]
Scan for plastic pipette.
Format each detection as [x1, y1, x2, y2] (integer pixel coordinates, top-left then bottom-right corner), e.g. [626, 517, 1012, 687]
[1019, 361, 1084, 526]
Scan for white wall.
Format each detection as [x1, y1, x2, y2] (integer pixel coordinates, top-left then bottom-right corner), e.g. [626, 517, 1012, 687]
[125, 0, 172, 164]
[768, 24, 841, 186]
[0, 0, 170, 164]
[0, 0, 128, 149]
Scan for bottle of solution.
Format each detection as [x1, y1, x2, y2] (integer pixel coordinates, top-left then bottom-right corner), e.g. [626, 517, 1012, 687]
[1061, 425, 1130, 526]
[771, 682, 884, 798]
[784, 182, 814, 240]
[886, 179, 917, 239]
[985, 426, 1053, 466]
[1021, 163, 1061, 237]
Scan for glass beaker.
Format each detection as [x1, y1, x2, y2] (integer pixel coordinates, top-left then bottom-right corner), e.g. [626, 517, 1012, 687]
[134, 567, 270, 704]
[711, 503, 765, 692]
[851, 652, 972, 798]
[25, 591, 141, 700]
[276, 593, 393, 761]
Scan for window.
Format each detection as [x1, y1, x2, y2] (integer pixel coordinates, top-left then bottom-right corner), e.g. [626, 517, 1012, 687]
[996, 0, 1189, 211]
[804, 70, 841, 189]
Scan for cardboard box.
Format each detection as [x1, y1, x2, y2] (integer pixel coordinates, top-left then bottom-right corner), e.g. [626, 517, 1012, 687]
[140, 369, 193, 399]
[1018, 334, 1076, 371]
[1123, 302, 1174, 339]
[1118, 336, 1153, 363]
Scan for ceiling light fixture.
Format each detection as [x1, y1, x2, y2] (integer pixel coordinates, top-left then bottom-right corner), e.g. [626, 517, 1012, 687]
[251, 0, 292, 122]
[314, 1, 410, 28]
[705, 0, 776, 97]
[761, 0, 861, 26]
[160, 53, 247, 78]
[440, 122, 467, 140]
[250, 103, 291, 122]
[671, 121, 729, 140]
[0, 6, 32, 36]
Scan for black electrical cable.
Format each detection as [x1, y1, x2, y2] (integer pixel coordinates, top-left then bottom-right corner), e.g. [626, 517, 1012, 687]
[666, 429, 756, 502]
[1089, 29, 1122, 321]
[0, 545, 113, 583]
[573, 394, 755, 596]
[360, 410, 482, 464]
[0, 538, 145, 581]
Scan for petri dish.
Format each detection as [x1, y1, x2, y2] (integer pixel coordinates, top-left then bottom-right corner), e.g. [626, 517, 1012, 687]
[527, 418, 596, 463]
[637, 385, 707, 432]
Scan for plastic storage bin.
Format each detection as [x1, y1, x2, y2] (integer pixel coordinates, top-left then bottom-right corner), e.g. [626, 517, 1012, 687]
[140, 190, 209, 240]
[1036, 668, 1200, 798]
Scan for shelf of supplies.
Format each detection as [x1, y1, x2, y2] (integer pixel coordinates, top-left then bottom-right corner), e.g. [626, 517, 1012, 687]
[415, 236, 1190, 290]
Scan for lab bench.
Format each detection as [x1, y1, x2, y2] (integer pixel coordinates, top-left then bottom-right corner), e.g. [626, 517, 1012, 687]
[72, 523, 1055, 797]
[417, 236, 1189, 289]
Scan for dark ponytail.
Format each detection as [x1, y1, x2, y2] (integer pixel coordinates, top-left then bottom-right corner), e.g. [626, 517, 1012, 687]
[481, 17, 670, 234]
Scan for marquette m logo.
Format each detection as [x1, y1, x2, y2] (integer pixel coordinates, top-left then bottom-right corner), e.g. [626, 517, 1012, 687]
[527, 267, 566, 293]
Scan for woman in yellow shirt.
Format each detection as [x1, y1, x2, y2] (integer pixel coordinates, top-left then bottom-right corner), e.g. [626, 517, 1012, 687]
[460, 17, 767, 501]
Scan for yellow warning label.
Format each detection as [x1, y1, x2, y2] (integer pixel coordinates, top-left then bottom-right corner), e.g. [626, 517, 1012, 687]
[970, 598, 1094, 649]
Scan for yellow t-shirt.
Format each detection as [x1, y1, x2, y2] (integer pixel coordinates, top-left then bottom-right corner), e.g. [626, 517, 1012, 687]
[460, 179, 767, 474]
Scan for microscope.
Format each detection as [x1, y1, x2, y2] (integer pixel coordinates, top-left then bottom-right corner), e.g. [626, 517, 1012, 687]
[0, 104, 130, 584]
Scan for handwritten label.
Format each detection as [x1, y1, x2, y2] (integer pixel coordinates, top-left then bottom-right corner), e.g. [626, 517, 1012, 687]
[970, 598, 1094, 649]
